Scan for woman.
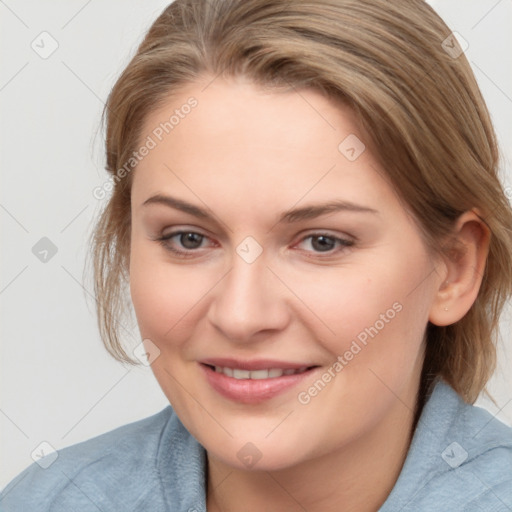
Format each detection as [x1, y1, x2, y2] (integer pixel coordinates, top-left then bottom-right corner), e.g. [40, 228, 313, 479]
[2, 0, 512, 510]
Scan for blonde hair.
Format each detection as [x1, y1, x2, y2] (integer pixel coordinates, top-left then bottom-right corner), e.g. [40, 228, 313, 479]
[90, 0, 512, 403]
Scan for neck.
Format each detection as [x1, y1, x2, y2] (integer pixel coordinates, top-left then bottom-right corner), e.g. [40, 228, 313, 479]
[206, 376, 421, 512]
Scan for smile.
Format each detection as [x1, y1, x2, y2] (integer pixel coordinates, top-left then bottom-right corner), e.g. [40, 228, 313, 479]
[212, 366, 310, 379]
[200, 361, 319, 404]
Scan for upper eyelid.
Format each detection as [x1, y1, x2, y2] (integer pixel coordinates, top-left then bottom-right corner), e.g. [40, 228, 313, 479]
[160, 225, 214, 240]
[160, 229, 213, 244]
[160, 227, 352, 239]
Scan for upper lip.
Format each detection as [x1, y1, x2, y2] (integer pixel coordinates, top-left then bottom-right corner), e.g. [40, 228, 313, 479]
[200, 358, 316, 371]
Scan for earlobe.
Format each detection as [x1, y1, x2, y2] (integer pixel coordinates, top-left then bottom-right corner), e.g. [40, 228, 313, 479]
[429, 210, 490, 327]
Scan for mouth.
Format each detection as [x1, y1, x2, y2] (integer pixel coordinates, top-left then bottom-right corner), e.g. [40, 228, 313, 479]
[199, 359, 319, 404]
[208, 365, 311, 379]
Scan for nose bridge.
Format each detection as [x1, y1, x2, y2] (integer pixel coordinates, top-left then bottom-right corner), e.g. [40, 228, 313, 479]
[207, 247, 288, 341]
[226, 255, 265, 305]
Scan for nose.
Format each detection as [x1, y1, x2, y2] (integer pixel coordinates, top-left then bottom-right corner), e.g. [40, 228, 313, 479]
[206, 250, 290, 343]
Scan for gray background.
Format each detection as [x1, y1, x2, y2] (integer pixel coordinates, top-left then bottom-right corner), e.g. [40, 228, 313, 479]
[1, 0, 511, 488]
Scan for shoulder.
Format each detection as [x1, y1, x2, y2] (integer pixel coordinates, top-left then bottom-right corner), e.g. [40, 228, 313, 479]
[0, 407, 177, 512]
[435, 386, 512, 510]
[382, 379, 512, 511]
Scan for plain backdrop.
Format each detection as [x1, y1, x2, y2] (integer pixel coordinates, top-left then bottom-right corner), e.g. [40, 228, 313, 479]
[1, 0, 511, 489]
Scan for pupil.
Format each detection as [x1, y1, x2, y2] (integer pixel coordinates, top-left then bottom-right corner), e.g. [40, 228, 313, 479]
[181, 233, 202, 249]
[312, 235, 334, 252]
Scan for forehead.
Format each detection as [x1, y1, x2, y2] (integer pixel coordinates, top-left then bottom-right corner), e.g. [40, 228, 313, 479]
[132, 77, 401, 220]
[139, 76, 362, 159]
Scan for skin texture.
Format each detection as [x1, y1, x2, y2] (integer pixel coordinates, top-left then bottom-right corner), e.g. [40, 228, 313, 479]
[129, 76, 489, 511]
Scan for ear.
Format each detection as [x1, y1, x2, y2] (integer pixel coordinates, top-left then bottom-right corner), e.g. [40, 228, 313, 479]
[429, 209, 490, 326]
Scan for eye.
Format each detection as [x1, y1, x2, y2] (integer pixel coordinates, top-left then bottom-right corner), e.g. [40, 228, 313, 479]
[295, 233, 354, 255]
[156, 230, 214, 257]
[154, 229, 354, 259]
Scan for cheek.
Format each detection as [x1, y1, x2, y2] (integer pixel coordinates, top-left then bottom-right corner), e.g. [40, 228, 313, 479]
[129, 243, 210, 346]
[286, 250, 433, 367]
[291, 255, 433, 436]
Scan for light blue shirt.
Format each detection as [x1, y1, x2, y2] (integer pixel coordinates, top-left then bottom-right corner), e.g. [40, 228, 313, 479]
[2, 379, 511, 511]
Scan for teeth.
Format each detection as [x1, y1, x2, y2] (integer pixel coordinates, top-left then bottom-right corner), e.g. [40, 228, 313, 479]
[250, 369, 272, 380]
[213, 366, 309, 379]
[233, 369, 251, 379]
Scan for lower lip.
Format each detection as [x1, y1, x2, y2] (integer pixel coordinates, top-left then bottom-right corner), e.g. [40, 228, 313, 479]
[200, 363, 316, 404]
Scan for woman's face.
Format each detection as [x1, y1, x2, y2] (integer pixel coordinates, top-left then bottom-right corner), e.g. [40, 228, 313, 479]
[129, 76, 444, 471]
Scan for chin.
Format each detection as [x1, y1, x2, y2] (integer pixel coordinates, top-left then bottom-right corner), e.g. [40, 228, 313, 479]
[204, 432, 316, 473]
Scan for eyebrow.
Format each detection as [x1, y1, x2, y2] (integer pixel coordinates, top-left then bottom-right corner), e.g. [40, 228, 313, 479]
[142, 194, 378, 224]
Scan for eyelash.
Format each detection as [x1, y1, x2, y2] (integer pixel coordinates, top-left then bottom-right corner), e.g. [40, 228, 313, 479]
[155, 230, 354, 259]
